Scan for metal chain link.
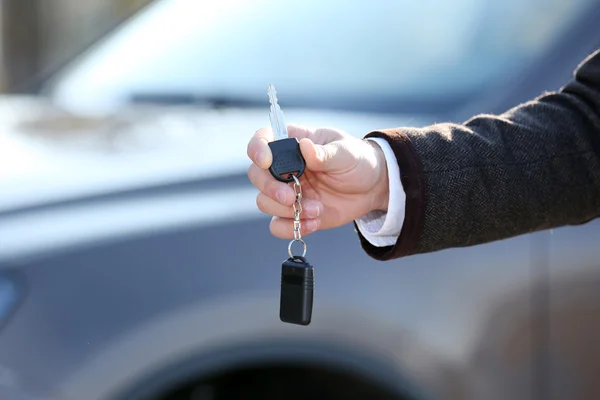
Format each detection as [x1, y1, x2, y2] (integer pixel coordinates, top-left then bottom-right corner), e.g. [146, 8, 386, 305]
[288, 175, 307, 258]
[292, 177, 302, 240]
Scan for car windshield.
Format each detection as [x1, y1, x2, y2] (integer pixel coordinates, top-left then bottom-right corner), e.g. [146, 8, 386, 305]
[47, 0, 595, 115]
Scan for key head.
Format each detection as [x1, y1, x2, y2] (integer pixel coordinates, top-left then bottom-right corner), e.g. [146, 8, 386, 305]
[268, 138, 306, 183]
[280, 255, 314, 326]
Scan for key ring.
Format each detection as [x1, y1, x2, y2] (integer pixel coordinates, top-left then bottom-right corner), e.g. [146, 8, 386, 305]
[288, 238, 307, 258]
[288, 174, 307, 258]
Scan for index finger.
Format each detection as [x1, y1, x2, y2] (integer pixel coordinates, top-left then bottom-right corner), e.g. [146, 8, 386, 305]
[247, 127, 275, 169]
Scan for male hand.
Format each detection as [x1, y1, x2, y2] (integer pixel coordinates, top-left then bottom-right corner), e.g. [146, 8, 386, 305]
[247, 125, 389, 239]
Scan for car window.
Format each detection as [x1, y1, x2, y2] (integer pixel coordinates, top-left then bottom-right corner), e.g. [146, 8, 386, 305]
[46, 0, 596, 115]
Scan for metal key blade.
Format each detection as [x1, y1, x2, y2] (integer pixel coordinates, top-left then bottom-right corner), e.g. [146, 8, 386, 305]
[268, 84, 288, 140]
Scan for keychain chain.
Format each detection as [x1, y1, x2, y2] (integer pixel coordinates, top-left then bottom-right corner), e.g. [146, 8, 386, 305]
[281, 174, 314, 326]
[292, 176, 302, 240]
[288, 175, 307, 259]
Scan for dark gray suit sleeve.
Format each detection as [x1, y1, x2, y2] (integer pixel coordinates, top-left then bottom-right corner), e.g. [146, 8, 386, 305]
[356, 49, 600, 260]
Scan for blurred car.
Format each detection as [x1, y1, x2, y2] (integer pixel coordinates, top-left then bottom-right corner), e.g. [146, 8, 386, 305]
[1, 0, 600, 399]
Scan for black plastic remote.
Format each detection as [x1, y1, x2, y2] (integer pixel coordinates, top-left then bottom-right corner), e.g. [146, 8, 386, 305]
[268, 138, 306, 183]
[280, 255, 314, 326]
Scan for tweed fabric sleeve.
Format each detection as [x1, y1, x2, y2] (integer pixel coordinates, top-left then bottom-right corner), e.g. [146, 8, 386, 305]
[355, 49, 600, 261]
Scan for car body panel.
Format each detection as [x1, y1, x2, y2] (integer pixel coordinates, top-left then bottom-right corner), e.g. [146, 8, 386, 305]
[0, 186, 539, 400]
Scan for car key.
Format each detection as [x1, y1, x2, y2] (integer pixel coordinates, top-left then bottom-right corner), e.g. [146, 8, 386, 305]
[279, 175, 314, 326]
[267, 85, 306, 183]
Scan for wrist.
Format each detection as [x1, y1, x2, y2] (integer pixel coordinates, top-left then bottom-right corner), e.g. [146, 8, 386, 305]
[366, 140, 389, 212]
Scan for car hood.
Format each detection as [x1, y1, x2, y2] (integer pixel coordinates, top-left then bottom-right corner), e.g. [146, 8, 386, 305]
[0, 95, 430, 213]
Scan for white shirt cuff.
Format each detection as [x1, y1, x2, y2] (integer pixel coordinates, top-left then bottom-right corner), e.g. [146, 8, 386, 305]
[354, 137, 406, 247]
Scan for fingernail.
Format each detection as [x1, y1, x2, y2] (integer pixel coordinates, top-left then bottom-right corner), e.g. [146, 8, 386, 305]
[276, 190, 286, 205]
[304, 202, 321, 218]
[306, 219, 318, 232]
[316, 145, 325, 160]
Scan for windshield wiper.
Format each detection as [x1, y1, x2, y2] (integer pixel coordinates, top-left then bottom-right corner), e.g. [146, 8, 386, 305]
[129, 92, 263, 108]
[129, 91, 473, 117]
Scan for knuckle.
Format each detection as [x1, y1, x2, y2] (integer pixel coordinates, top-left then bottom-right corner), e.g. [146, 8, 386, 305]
[247, 164, 264, 188]
[255, 194, 269, 214]
[270, 216, 291, 239]
[246, 137, 255, 155]
[255, 193, 263, 209]
[265, 181, 281, 202]
[255, 126, 271, 136]
[247, 162, 256, 176]
[267, 183, 280, 202]
[269, 217, 280, 236]
[247, 136, 261, 156]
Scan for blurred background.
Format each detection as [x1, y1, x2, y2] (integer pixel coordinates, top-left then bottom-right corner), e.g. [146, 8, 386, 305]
[0, 0, 152, 93]
[0, 0, 596, 106]
[0, 1, 599, 400]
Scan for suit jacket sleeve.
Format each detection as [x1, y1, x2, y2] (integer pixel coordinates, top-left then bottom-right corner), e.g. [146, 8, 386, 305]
[356, 49, 600, 261]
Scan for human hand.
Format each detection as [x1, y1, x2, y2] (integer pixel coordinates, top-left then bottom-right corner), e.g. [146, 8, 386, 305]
[247, 125, 389, 239]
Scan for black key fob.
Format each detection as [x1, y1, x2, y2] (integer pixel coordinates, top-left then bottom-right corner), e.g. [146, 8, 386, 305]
[268, 138, 306, 183]
[280, 255, 314, 326]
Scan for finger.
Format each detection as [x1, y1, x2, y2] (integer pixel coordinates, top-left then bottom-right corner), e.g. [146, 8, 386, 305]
[256, 192, 322, 219]
[247, 163, 295, 206]
[285, 124, 315, 140]
[269, 216, 320, 239]
[299, 138, 354, 173]
[247, 127, 275, 169]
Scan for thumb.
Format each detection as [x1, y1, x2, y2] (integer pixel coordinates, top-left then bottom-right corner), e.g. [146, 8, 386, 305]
[299, 138, 350, 173]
